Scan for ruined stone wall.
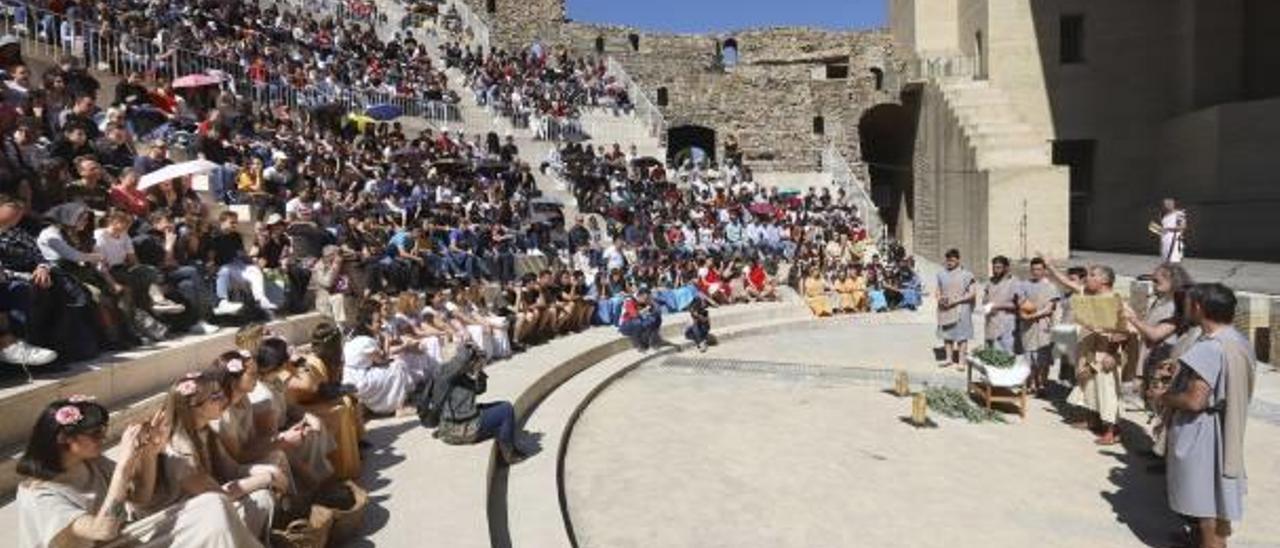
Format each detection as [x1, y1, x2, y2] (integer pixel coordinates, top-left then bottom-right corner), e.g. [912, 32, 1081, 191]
[472, 6, 901, 171]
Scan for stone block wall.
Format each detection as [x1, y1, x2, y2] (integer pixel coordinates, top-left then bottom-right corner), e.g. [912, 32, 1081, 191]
[463, 4, 902, 172]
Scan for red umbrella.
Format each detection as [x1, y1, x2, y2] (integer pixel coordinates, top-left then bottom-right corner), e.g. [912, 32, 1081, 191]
[748, 202, 776, 216]
[171, 73, 224, 89]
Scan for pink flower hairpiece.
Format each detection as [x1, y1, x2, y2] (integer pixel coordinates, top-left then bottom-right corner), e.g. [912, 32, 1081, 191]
[54, 405, 83, 426]
[225, 359, 244, 374]
[176, 380, 199, 396]
[183, 371, 202, 380]
[67, 394, 96, 403]
[239, 349, 253, 359]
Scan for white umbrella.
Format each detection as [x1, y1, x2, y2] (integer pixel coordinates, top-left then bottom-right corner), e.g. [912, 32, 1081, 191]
[138, 159, 220, 191]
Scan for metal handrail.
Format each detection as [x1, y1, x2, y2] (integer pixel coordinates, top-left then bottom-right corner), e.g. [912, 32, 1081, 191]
[822, 143, 883, 237]
[605, 56, 666, 144]
[0, 0, 459, 121]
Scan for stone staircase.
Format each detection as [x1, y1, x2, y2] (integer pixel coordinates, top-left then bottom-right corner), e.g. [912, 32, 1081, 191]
[937, 79, 1051, 170]
[371, 0, 664, 220]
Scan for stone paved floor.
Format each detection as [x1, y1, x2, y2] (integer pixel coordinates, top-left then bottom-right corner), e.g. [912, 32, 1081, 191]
[564, 323, 1280, 548]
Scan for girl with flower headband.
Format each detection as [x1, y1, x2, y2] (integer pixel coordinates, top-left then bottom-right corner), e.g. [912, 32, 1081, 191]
[155, 370, 279, 543]
[17, 396, 261, 547]
[207, 350, 296, 498]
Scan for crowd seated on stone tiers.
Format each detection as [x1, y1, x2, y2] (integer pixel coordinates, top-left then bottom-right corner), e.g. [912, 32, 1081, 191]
[450, 39, 633, 140]
[6, 0, 457, 109]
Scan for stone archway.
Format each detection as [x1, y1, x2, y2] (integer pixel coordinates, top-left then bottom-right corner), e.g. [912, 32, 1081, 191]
[667, 125, 717, 167]
[858, 99, 918, 237]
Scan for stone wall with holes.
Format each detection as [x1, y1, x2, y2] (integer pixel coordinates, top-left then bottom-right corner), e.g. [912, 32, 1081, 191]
[458, 0, 903, 172]
[561, 25, 903, 172]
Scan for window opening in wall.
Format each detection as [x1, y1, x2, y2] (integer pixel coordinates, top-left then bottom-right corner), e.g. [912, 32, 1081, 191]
[1060, 15, 1085, 64]
[722, 38, 738, 67]
[485, 0, 496, 14]
[974, 31, 987, 80]
[825, 63, 849, 79]
[812, 116, 825, 135]
[656, 87, 669, 107]
[628, 33, 640, 52]
[870, 67, 884, 90]
[594, 35, 604, 54]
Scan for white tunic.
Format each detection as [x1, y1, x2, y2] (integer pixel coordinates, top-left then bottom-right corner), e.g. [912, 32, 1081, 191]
[1161, 210, 1185, 262]
[18, 458, 263, 548]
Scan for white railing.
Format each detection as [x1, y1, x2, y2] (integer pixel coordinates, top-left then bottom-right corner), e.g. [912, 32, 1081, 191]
[605, 56, 667, 145]
[0, 0, 460, 122]
[822, 143, 883, 238]
[902, 54, 979, 82]
[447, 0, 491, 52]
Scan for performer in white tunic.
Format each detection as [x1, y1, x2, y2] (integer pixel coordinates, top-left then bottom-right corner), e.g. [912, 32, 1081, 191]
[253, 337, 337, 492]
[17, 397, 262, 548]
[1158, 198, 1186, 263]
[154, 372, 279, 542]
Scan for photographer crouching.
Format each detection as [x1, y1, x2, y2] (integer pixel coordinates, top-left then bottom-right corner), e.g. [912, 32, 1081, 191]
[421, 341, 530, 465]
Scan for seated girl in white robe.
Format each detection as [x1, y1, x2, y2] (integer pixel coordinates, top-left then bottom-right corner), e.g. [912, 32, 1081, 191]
[155, 371, 283, 542]
[17, 396, 262, 548]
[343, 301, 423, 415]
[208, 351, 296, 499]
[254, 338, 338, 493]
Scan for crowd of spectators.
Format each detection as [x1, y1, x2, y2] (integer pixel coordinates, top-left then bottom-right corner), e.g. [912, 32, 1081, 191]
[449, 39, 632, 141]
[5, 0, 458, 112]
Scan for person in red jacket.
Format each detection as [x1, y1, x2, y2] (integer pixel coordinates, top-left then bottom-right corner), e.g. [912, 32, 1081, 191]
[618, 287, 662, 351]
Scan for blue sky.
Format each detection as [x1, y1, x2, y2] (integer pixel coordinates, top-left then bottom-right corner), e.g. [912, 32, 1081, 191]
[566, 0, 885, 33]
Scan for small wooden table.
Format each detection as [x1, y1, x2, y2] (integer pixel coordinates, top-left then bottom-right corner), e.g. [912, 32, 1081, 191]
[966, 356, 1031, 418]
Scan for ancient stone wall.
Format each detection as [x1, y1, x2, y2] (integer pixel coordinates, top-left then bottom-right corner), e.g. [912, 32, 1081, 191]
[468, 2, 901, 171]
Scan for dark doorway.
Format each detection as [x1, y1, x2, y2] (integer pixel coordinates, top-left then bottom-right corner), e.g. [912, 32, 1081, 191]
[667, 125, 717, 167]
[870, 67, 884, 90]
[812, 116, 825, 135]
[627, 33, 640, 52]
[1052, 140, 1096, 249]
[594, 35, 605, 54]
[722, 38, 739, 67]
[486, 0, 496, 14]
[858, 98, 919, 234]
[656, 87, 669, 107]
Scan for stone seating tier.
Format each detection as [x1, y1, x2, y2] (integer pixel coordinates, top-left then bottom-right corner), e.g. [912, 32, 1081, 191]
[355, 294, 810, 547]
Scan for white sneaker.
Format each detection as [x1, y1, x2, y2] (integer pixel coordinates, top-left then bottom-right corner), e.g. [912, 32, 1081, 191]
[150, 287, 186, 315]
[191, 321, 221, 336]
[258, 300, 278, 312]
[213, 300, 245, 316]
[1, 340, 58, 367]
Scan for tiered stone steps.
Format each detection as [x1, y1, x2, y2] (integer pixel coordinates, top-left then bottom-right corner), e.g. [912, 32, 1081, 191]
[938, 79, 1051, 170]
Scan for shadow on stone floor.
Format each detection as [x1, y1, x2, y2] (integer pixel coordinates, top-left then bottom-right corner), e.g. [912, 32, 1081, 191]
[352, 419, 421, 543]
[1099, 449, 1185, 547]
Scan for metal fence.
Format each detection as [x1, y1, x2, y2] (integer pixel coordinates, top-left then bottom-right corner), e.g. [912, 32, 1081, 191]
[822, 143, 884, 239]
[0, 0, 460, 122]
[605, 56, 666, 145]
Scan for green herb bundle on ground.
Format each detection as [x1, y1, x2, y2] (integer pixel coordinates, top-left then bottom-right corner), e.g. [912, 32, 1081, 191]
[923, 386, 1006, 423]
